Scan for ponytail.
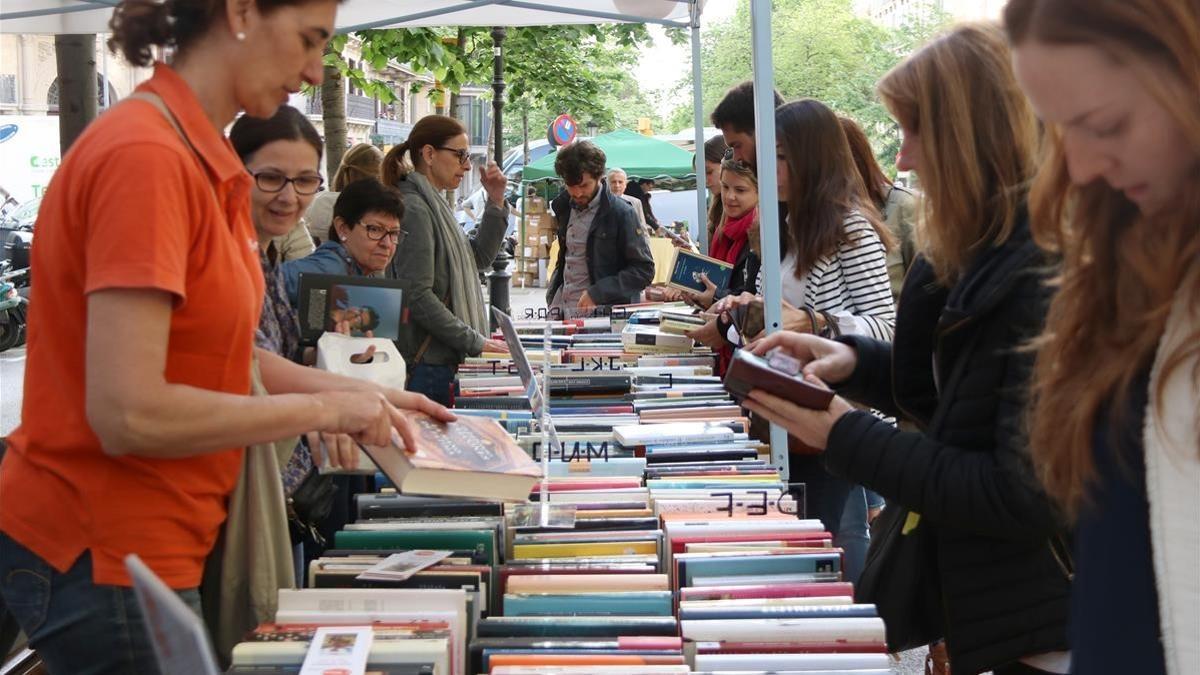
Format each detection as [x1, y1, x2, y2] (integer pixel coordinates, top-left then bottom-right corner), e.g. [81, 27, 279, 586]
[381, 142, 413, 187]
[382, 114, 467, 186]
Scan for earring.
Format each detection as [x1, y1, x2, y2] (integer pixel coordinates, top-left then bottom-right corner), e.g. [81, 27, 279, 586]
[236, 32, 246, 41]
[340, 235, 347, 241]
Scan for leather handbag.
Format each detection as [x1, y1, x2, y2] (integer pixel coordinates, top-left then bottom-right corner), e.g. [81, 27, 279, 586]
[282, 436, 338, 546]
[855, 505, 944, 651]
[285, 459, 338, 546]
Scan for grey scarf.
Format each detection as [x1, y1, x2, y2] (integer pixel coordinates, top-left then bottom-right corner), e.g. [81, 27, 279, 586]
[407, 171, 488, 337]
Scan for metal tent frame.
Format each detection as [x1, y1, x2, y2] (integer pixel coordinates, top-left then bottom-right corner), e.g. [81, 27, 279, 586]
[0, 0, 790, 477]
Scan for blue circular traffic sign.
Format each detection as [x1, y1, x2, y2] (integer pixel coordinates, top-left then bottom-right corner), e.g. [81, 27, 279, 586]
[549, 114, 577, 147]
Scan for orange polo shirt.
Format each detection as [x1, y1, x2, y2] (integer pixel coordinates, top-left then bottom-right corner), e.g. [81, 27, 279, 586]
[0, 64, 264, 588]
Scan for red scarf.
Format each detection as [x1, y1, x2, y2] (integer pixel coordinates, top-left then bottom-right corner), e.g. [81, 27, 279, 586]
[710, 208, 756, 265]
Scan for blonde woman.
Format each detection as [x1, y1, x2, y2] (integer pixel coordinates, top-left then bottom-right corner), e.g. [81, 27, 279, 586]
[743, 24, 1070, 675]
[303, 142, 385, 245]
[1006, 1, 1200, 673]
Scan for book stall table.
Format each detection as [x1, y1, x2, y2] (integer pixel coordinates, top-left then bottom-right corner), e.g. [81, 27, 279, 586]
[220, 303, 889, 674]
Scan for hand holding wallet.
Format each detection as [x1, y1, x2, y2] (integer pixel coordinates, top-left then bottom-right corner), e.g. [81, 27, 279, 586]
[723, 346, 835, 410]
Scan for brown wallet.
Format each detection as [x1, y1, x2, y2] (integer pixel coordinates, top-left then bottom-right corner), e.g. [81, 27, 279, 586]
[724, 348, 835, 410]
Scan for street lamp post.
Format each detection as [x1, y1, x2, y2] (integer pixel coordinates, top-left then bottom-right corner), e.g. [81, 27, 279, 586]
[488, 26, 511, 331]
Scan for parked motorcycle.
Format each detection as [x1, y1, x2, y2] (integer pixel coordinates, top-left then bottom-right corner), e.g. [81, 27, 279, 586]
[0, 262, 28, 353]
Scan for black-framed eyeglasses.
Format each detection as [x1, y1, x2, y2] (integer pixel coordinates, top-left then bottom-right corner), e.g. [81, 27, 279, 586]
[361, 223, 406, 245]
[252, 171, 324, 195]
[436, 146, 471, 165]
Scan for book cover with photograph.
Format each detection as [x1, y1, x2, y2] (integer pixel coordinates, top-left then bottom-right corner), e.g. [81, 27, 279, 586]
[667, 249, 734, 294]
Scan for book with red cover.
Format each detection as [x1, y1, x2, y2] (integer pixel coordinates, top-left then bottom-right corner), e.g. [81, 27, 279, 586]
[364, 413, 540, 502]
[668, 531, 834, 555]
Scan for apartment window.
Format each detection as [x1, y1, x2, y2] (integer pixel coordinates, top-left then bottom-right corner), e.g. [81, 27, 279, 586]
[0, 75, 16, 105]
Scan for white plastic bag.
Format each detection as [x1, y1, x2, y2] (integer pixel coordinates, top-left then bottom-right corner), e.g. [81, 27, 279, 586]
[316, 332, 406, 390]
[314, 333, 406, 473]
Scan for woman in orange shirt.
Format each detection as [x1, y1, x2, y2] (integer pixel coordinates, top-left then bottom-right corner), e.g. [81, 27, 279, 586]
[0, 2, 451, 673]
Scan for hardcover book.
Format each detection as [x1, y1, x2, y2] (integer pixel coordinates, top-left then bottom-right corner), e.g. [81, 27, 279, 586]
[363, 414, 540, 502]
[667, 249, 734, 294]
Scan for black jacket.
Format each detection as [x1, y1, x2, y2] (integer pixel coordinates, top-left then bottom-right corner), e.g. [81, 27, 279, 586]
[825, 217, 1071, 675]
[545, 185, 655, 306]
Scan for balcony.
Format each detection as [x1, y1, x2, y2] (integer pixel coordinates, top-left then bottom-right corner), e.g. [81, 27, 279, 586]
[373, 119, 413, 146]
[303, 94, 377, 122]
[347, 94, 376, 121]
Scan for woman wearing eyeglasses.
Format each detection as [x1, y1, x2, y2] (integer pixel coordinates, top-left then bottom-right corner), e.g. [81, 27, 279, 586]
[382, 114, 511, 406]
[281, 178, 406, 307]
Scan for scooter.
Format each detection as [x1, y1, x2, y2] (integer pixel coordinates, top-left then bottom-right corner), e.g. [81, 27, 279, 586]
[0, 262, 28, 353]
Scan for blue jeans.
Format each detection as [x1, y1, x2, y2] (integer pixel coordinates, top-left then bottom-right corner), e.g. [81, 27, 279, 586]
[0, 531, 201, 675]
[406, 362, 458, 407]
[838, 485, 870, 585]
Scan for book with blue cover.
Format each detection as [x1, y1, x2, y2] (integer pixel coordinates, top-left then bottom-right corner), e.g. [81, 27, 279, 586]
[667, 248, 734, 294]
[503, 591, 674, 617]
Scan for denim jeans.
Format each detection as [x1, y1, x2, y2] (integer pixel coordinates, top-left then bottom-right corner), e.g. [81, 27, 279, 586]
[0, 531, 201, 675]
[838, 485, 870, 585]
[406, 362, 458, 407]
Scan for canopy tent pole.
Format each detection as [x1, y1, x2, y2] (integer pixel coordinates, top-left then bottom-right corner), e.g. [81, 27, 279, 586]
[749, 0, 788, 480]
[689, 0, 707, 253]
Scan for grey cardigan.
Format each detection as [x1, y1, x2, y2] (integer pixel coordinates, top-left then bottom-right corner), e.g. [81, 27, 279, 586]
[387, 177, 508, 366]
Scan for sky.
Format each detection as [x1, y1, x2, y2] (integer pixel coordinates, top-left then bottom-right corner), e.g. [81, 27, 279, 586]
[634, 0, 738, 121]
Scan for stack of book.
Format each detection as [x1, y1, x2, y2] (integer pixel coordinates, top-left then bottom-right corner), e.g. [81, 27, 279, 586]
[664, 515, 890, 673]
[621, 323, 695, 356]
[229, 588, 470, 674]
[478, 475, 687, 674]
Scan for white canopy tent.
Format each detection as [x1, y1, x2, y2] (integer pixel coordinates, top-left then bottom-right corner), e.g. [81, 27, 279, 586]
[0, 0, 791, 475]
[0, 1, 696, 34]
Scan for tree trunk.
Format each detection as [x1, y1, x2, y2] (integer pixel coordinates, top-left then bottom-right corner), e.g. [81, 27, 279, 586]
[448, 28, 467, 120]
[55, 34, 98, 154]
[321, 63, 347, 179]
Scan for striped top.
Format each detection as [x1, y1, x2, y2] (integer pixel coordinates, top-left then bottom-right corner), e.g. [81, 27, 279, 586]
[762, 211, 896, 342]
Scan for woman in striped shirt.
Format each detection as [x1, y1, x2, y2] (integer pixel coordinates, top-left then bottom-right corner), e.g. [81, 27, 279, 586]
[712, 99, 895, 581]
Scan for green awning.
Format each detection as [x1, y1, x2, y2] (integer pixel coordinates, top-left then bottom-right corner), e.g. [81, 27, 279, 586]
[522, 129, 697, 182]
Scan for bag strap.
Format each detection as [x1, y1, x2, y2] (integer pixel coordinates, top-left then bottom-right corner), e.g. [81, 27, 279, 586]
[127, 91, 222, 208]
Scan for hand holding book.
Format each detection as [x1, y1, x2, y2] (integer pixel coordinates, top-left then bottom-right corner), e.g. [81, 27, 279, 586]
[736, 331, 859, 450]
[745, 331, 857, 385]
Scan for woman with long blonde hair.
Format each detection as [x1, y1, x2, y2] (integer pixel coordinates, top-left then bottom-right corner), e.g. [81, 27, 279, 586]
[742, 24, 1070, 675]
[1005, 1, 1199, 673]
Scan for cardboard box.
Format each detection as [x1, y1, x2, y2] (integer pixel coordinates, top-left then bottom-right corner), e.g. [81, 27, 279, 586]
[525, 197, 547, 214]
[525, 232, 551, 247]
